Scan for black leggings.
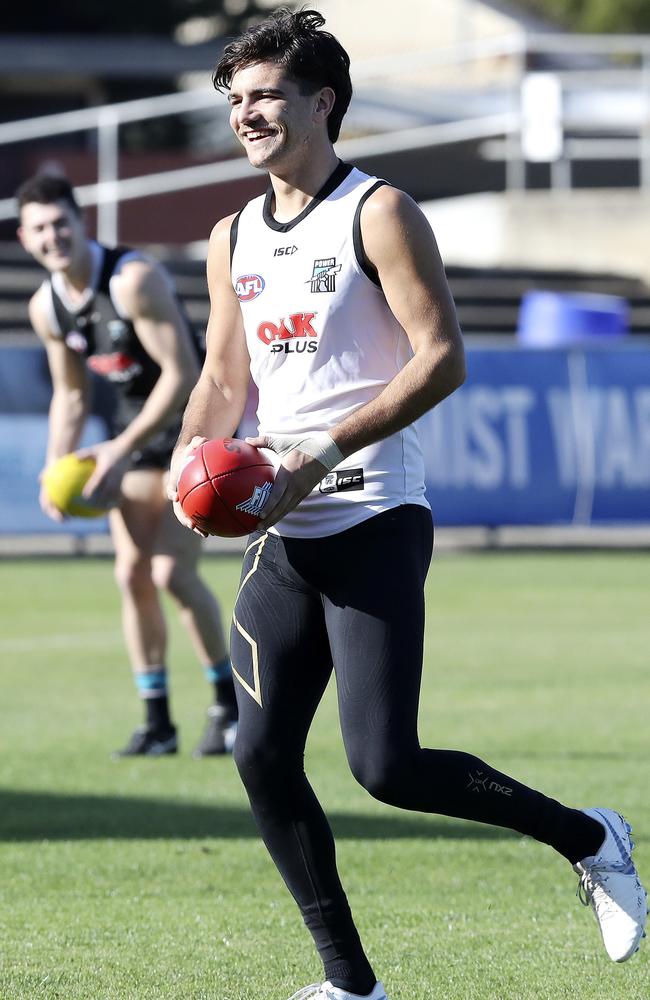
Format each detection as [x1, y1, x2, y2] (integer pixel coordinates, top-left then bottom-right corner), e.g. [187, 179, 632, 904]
[230, 505, 598, 983]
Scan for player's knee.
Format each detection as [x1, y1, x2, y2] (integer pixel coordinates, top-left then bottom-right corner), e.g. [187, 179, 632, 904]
[114, 555, 153, 597]
[233, 739, 272, 782]
[152, 557, 197, 602]
[233, 739, 289, 795]
[151, 557, 178, 594]
[348, 749, 408, 805]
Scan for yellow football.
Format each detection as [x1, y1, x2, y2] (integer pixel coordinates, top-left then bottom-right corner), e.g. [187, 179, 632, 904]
[42, 453, 107, 518]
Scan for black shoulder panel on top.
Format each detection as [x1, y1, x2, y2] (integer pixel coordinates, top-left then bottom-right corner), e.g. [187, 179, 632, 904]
[230, 211, 242, 268]
[98, 244, 133, 293]
[353, 181, 388, 287]
[49, 280, 70, 334]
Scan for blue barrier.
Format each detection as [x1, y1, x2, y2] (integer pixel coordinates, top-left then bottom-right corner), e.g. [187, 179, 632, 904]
[1, 342, 649, 532]
[417, 345, 650, 525]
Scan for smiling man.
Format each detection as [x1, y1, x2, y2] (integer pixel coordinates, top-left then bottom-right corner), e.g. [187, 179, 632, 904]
[168, 9, 647, 999]
[16, 173, 238, 759]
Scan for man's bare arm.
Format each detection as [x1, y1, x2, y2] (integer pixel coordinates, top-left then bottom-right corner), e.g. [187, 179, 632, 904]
[78, 259, 205, 501]
[31, 288, 90, 519]
[107, 260, 201, 456]
[168, 214, 252, 525]
[329, 185, 465, 459]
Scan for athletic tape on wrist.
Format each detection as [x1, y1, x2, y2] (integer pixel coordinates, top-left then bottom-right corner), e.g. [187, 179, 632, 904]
[296, 431, 344, 471]
[266, 431, 344, 472]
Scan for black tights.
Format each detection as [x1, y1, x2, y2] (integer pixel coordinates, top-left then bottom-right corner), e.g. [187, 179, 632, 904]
[231, 507, 602, 994]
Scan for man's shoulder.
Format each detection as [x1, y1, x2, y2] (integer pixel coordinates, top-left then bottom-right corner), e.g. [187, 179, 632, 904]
[359, 179, 407, 207]
[210, 211, 241, 241]
[206, 212, 244, 285]
[107, 245, 154, 278]
[108, 247, 171, 298]
[30, 278, 50, 309]
[337, 166, 409, 219]
[359, 182, 420, 228]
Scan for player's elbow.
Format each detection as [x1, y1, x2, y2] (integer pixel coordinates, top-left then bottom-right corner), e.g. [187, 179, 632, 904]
[164, 361, 198, 403]
[445, 342, 466, 392]
[208, 363, 250, 412]
[427, 338, 466, 403]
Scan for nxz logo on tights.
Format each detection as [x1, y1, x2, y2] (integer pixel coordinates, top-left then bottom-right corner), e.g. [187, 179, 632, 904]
[466, 770, 513, 796]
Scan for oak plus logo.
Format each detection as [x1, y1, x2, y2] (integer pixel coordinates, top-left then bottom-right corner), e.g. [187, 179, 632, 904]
[87, 351, 143, 383]
[309, 257, 341, 293]
[235, 274, 265, 302]
[257, 312, 320, 354]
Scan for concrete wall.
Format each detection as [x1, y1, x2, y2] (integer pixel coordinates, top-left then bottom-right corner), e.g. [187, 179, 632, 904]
[421, 189, 650, 282]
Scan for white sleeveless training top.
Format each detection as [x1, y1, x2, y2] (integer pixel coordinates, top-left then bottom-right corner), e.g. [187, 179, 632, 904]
[231, 161, 429, 538]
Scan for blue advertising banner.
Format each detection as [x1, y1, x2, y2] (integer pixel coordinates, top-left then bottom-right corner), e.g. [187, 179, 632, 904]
[417, 345, 650, 526]
[1, 342, 649, 533]
[582, 351, 650, 522]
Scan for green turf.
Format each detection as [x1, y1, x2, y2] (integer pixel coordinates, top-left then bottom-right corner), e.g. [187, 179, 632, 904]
[0, 550, 648, 999]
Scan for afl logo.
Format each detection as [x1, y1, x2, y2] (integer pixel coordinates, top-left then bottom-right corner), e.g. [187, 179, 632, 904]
[236, 274, 265, 302]
[65, 330, 88, 354]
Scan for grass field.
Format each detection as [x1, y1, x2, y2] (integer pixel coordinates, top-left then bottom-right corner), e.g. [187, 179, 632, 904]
[1, 549, 648, 1000]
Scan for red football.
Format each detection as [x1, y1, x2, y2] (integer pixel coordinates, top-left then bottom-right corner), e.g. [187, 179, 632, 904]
[177, 438, 276, 537]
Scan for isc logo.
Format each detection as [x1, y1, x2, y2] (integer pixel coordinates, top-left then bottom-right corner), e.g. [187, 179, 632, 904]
[319, 468, 364, 494]
[236, 274, 265, 302]
[274, 245, 298, 256]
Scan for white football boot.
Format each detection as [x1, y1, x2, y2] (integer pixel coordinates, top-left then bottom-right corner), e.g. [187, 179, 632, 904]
[574, 807, 648, 962]
[287, 982, 388, 1000]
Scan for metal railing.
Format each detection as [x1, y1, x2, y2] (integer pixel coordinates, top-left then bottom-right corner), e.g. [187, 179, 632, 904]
[1, 31, 650, 242]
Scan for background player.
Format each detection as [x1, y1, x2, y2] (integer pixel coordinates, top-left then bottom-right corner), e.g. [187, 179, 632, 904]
[169, 9, 647, 999]
[17, 172, 237, 759]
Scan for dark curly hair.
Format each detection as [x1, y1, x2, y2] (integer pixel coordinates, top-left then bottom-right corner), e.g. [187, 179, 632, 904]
[15, 173, 80, 217]
[212, 8, 352, 142]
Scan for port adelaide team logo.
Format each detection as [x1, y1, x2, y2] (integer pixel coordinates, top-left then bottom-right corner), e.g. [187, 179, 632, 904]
[310, 257, 341, 293]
